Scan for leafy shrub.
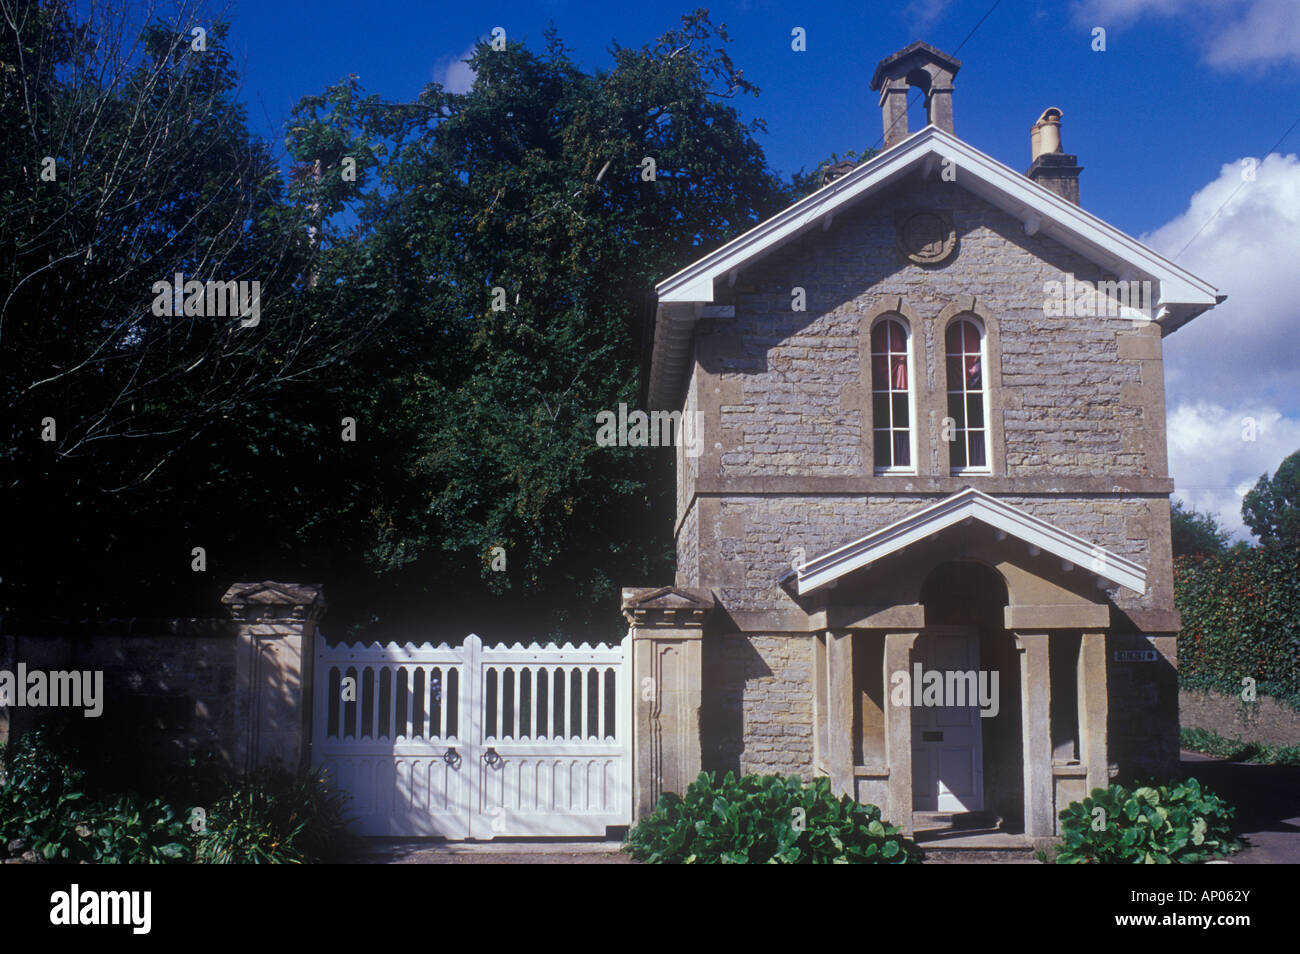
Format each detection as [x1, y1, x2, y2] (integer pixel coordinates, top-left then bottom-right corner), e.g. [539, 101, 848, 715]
[1180, 727, 1300, 766]
[0, 727, 352, 864]
[1055, 779, 1240, 864]
[624, 771, 921, 864]
[1175, 548, 1300, 711]
[194, 764, 353, 864]
[63, 796, 190, 864]
[0, 726, 190, 863]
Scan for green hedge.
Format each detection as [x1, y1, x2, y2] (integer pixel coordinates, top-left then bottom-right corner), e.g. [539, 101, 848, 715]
[1174, 547, 1300, 711]
[624, 771, 921, 864]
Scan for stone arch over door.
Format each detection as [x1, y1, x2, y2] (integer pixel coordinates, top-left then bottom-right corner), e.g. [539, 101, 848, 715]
[918, 560, 1024, 831]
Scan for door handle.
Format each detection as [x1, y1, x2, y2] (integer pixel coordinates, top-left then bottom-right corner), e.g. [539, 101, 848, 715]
[483, 747, 502, 768]
[442, 746, 461, 768]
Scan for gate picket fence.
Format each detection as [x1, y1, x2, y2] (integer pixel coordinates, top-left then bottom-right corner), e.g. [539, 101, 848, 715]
[312, 632, 631, 838]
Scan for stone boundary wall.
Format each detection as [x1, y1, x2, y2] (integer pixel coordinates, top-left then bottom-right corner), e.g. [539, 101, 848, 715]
[1180, 688, 1300, 747]
[0, 617, 238, 768]
[0, 582, 325, 777]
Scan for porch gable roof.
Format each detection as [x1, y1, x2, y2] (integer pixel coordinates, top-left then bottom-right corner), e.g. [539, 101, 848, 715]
[781, 488, 1147, 595]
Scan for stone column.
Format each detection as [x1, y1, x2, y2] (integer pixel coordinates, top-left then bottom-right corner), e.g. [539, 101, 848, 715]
[928, 84, 956, 135]
[825, 630, 855, 798]
[1078, 630, 1109, 796]
[222, 582, 326, 775]
[622, 587, 713, 820]
[883, 631, 919, 834]
[1016, 632, 1054, 837]
[879, 82, 910, 148]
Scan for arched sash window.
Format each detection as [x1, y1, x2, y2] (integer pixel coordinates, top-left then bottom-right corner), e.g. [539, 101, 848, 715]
[871, 317, 914, 472]
[946, 317, 990, 471]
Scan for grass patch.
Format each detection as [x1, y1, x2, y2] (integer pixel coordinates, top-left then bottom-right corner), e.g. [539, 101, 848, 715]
[1181, 727, 1300, 766]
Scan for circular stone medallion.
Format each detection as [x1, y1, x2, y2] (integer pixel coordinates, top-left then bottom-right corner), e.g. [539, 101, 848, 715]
[897, 211, 956, 264]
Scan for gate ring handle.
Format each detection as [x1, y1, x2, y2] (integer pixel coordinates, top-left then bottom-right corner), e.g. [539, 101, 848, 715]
[483, 747, 502, 768]
[442, 746, 461, 768]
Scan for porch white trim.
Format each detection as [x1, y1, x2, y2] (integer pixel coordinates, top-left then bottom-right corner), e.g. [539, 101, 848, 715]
[782, 487, 1147, 595]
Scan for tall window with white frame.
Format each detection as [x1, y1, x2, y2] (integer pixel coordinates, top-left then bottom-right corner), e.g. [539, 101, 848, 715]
[946, 316, 990, 472]
[871, 316, 914, 472]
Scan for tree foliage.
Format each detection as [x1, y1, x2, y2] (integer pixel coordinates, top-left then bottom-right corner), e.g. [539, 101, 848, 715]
[0, 4, 795, 640]
[1, 0, 378, 615]
[1169, 499, 1229, 557]
[1242, 449, 1300, 549]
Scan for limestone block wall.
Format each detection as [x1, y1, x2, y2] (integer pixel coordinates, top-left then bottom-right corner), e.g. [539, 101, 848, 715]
[1108, 633, 1180, 777]
[674, 502, 699, 589]
[700, 633, 816, 778]
[1180, 689, 1300, 747]
[695, 493, 1165, 616]
[684, 179, 1161, 484]
[0, 618, 238, 768]
[1, 583, 324, 778]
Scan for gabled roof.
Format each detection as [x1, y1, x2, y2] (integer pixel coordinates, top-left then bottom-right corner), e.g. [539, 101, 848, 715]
[870, 41, 961, 90]
[780, 488, 1147, 595]
[648, 125, 1223, 409]
[620, 585, 715, 625]
[220, 581, 324, 606]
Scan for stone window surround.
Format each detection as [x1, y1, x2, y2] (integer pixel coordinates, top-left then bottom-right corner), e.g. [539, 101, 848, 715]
[860, 296, 1006, 480]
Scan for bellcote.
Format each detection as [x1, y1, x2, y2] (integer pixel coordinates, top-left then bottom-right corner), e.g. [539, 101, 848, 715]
[869, 41, 962, 149]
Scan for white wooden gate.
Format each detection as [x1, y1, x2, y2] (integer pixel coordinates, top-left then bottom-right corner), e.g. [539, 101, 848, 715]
[312, 632, 632, 838]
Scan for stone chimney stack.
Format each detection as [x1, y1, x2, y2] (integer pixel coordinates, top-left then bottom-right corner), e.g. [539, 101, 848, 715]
[869, 41, 962, 150]
[1026, 107, 1083, 205]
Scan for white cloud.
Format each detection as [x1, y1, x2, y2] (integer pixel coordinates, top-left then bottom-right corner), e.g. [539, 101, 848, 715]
[435, 45, 477, 94]
[1167, 404, 1300, 539]
[1145, 152, 1300, 539]
[906, 0, 958, 29]
[1071, 0, 1300, 72]
[1143, 151, 1300, 413]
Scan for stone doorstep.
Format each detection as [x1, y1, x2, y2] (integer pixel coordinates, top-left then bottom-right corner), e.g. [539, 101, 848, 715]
[362, 839, 627, 856]
[911, 811, 1051, 853]
[917, 833, 1043, 851]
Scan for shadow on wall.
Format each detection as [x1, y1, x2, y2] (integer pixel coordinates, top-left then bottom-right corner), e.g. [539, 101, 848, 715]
[700, 633, 772, 777]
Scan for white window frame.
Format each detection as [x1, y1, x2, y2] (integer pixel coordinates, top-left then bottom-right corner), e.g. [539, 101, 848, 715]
[870, 315, 917, 476]
[946, 316, 992, 476]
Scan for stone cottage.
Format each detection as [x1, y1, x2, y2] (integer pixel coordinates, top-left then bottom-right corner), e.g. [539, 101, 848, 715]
[621, 41, 1224, 844]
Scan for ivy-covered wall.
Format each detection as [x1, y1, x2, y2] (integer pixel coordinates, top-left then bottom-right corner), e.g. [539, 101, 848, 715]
[1174, 548, 1300, 712]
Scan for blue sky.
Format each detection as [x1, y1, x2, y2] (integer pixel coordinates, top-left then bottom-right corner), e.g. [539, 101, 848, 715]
[221, 0, 1300, 537]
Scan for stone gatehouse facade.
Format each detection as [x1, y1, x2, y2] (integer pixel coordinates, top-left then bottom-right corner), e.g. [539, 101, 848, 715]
[622, 42, 1224, 843]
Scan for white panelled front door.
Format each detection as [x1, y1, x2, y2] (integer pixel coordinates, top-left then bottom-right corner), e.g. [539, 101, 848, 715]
[911, 627, 985, 812]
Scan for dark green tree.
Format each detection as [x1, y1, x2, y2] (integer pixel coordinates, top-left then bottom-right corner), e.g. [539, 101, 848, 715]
[789, 147, 880, 198]
[0, 0, 374, 614]
[1170, 499, 1230, 557]
[1242, 450, 1300, 549]
[278, 11, 793, 639]
[1, 5, 794, 642]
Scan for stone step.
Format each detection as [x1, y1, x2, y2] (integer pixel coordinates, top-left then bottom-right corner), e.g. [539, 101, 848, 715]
[912, 810, 1002, 833]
